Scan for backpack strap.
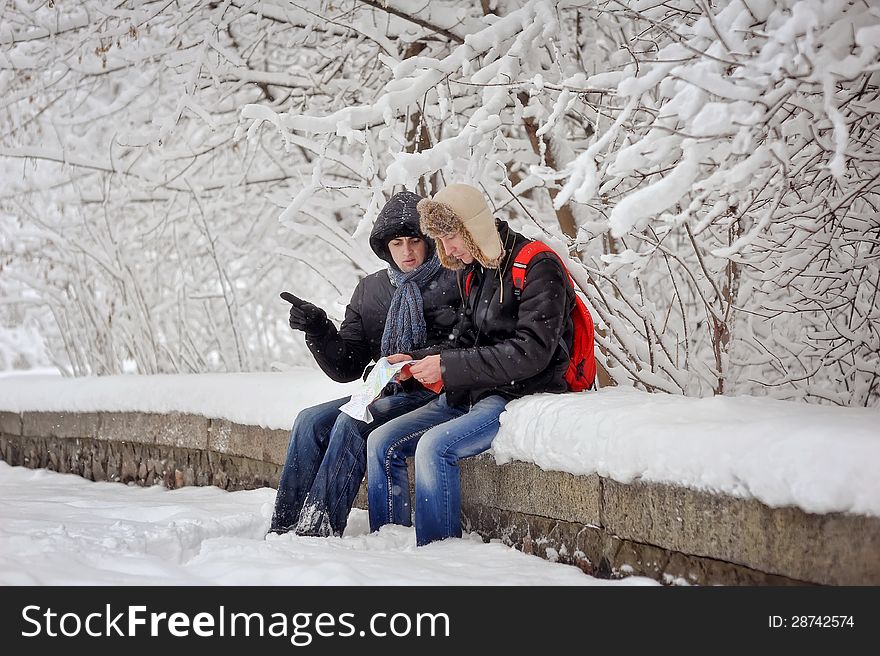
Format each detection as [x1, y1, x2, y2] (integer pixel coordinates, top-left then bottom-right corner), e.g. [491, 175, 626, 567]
[512, 241, 558, 300]
[471, 241, 566, 298]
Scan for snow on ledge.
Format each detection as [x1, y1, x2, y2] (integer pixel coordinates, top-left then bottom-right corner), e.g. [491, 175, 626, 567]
[495, 387, 880, 519]
[0, 370, 358, 432]
[0, 372, 878, 519]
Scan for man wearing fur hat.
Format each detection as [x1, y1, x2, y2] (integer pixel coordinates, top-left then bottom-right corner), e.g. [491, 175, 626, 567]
[268, 190, 459, 539]
[366, 183, 575, 546]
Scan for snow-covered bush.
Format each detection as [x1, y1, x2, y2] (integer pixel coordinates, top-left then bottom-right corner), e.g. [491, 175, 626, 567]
[559, 0, 880, 406]
[2, 1, 877, 406]
[242, 0, 879, 406]
[0, 0, 377, 374]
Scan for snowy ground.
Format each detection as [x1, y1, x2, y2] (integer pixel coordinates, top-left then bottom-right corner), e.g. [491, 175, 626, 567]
[0, 462, 656, 586]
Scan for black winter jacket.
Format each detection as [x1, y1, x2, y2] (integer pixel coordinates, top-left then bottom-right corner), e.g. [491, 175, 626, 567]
[304, 192, 459, 383]
[415, 221, 574, 407]
[306, 269, 458, 383]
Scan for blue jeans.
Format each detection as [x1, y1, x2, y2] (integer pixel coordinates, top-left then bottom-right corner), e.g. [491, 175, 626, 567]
[269, 387, 435, 537]
[366, 394, 507, 546]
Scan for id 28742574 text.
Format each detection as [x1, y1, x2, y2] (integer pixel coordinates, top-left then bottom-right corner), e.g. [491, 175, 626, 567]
[768, 616, 854, 629]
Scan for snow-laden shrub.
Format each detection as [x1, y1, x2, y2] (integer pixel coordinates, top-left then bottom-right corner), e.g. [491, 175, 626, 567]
[2, 1, 877, 406]
[243, 0, 879, 406]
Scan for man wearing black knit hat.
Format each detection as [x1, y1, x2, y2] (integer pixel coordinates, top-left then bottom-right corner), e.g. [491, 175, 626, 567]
[269, 191, 459, 538]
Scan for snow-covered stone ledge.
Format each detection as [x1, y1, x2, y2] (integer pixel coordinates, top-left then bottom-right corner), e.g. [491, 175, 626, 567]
[0, 413, 875, 586]
[0, 410, 287, 492]
[0, 372, 877, 586]
[459, 455, 880, 587]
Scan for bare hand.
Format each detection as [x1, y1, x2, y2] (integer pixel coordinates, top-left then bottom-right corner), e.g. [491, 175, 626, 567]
[387, 353, 413, 380]
[409, 355, 442, 385]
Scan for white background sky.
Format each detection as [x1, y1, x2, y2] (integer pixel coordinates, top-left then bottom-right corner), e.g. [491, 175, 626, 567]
[0, 368, 877, 585]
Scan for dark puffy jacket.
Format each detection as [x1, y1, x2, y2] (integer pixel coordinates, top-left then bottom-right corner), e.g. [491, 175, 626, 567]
[305, 192, 459, 383]
[416, 220, 574, 407]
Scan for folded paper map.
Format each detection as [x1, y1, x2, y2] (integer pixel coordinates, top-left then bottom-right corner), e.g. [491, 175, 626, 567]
[339, 357, 412, 422]
[339, 357, 444, 422]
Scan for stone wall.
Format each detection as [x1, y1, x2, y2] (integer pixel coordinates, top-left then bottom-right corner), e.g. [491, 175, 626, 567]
[458, 456, 880, 586]
[2, 410, 878, 586]
[0, 411, 285, 491]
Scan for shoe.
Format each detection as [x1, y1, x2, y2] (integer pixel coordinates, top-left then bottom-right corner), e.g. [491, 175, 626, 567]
[294, 504, 334, 537]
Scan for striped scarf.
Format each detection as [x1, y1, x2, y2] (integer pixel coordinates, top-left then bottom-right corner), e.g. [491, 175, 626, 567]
[381, 254, 442, 357]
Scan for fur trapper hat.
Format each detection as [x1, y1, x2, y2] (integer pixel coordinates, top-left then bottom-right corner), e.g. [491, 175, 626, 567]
[417, 184, 504, 270]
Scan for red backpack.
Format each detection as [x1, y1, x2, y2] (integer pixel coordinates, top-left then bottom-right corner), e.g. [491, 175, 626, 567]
[465, 240, 597, 392]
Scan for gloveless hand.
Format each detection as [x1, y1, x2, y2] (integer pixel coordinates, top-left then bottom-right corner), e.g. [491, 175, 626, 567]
[409, 355, 442, 384]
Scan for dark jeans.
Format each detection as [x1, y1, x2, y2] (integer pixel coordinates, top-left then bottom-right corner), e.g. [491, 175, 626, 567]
[269, 387, 435, 537]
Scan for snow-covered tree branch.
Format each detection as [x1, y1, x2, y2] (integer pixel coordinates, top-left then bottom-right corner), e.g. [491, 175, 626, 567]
[2, 1, 877, 406]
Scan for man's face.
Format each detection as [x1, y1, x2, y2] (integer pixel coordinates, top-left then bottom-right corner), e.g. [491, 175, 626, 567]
[387, 236, 427, 272]
[438, 232, 474, 264]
